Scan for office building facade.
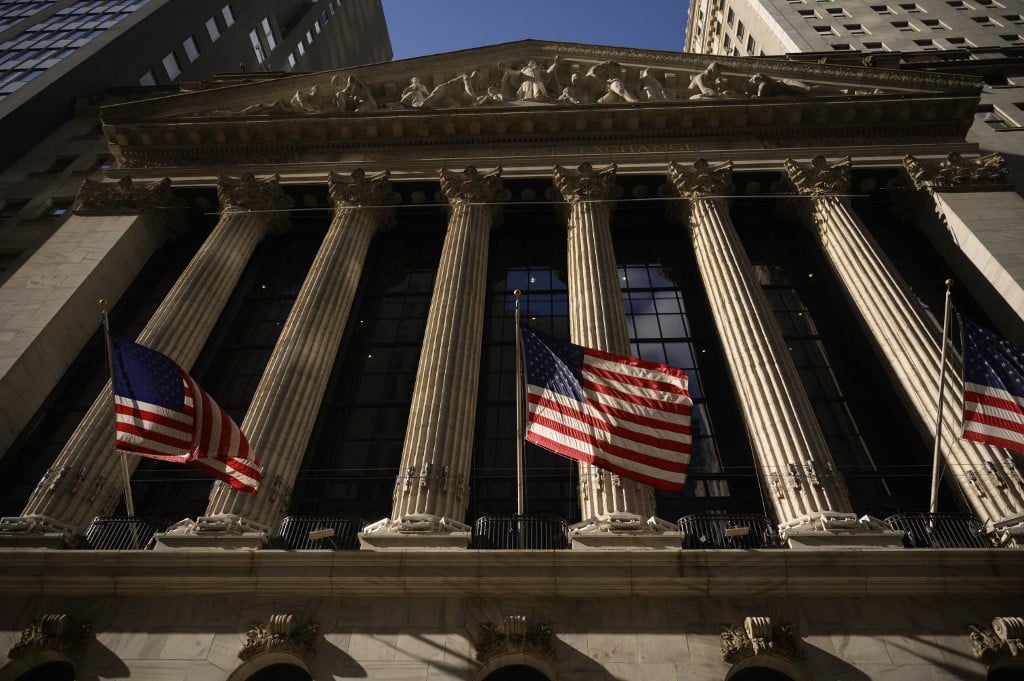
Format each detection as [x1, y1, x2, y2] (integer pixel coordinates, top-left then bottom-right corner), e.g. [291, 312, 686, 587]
[0, 40, 1022, 681]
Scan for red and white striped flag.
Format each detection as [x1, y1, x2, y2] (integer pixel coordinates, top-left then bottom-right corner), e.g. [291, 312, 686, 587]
[520, 325, 692, 491]
[111, 335, 261, 493]
[961, 317, 1024, 454]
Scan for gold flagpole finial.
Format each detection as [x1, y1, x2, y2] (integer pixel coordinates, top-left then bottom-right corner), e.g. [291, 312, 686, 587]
[944, 279, 953, 289]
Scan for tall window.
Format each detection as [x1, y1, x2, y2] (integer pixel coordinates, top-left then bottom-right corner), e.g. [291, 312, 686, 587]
[260, 17, 276, 51]
[294, 220, 443, 521]
[205, 16, 220, 41]
[221, 4, 235, 27]
[161, 51, 180, 80]
[182, 35, 199, 63]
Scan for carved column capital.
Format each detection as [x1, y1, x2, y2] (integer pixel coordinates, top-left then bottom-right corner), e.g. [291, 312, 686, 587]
[328, 169, 400, 207]
[217, 172, 293, 233]
[476, 615, 555, 663]
[969, 616, 1024, 665]
[439, 166, 505, 225]
[553, 162, 620, 203]
[903, 152, 1010, 192]
[75, 177, 187, 238]
[439, 165, 504, 205]
[8, 614, 93, 661]
[783, 156, 852, 196]
[667, 159, 733, 198]
[328, 168, 399, 229]
[721, 616, 802, 664]
[239, 614, 319, 663]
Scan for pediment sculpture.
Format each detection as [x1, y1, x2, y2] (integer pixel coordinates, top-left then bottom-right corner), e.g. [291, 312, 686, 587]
[216, 56, 888, 117]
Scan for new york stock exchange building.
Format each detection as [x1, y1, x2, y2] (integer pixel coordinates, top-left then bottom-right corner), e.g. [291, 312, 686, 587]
[1, 40, 1023, 681]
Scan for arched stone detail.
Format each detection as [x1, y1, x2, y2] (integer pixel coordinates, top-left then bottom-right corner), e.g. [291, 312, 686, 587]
[969, 616, 1024, 666]
[6, 614, 92, 662]
[476, 615, 555, 664]
[474, 652, 557, 681]
[238, 614, 318, 664]
[721, 616, 802, 664]
[226, 651, 312, 681]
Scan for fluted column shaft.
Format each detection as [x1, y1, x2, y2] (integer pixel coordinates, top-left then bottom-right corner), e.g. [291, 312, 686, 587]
[669, 160, 851, 525]
[19, 175, 289, 534]
[787, 157, 1024, 526]
[555, 163, 656, 521]
[205, 171, 395, 531]
[391, 167, 502, 524]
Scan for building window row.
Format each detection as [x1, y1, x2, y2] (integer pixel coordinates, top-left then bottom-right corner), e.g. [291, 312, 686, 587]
[140, 4, 234, 86]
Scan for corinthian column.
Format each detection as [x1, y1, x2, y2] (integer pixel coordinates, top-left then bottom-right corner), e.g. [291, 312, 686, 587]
[553, 162, 661, 529]
[785, 156, 1024, 534]
[195, 170, 397, 541]
[668, 160, 853, 532]
[383, 166, 503, 538]
[5, 174, 290, 543]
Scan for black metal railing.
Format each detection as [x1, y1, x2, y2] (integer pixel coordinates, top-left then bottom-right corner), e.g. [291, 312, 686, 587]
[884, 512, 994, 548]
[83, 516, 166, 550]
[274, 516, 364, 550]
[678, 512, 782, 549]
[473, 515, 570, 549]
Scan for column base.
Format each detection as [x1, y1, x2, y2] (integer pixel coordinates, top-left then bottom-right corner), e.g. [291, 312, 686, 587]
[152, 515, 269, 550]
[993, 514, 1024, 547]
[0, 515, 76, 548]
[358, 515, 471, 550]
[780, 513, 905, 549]
[569, 514, 682, 550]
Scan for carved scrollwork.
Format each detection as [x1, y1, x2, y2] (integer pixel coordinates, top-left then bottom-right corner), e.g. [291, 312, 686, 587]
[439, 166, 505, 206]
[553, 162, 619, 203]
[76, 177, 184, 214]
[720, 616, 802, 664]
[969, 616, 1024, 665]
[667, 159, 733, 198]
[216, 173, 294, 234]
[8, 614, 93, 661]
[476, 615, 555, 663]
[783, 156, 852, 196]
[903, 152, 1009, 192]
[328, 169, 400, 208]
[239, 614, 319, 663]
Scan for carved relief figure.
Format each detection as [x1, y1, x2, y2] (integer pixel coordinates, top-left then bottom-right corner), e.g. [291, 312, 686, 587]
[747, 73, 812, 98]
[337, 74, 377, 111]
[474, 85, 506, 106]
[558, 72, 590, 104]
[400, 77, 430, 108]
[637, 67, 669, 101]
[587, 61, 638, 103]
[688, 62, 740, 100]
[500, 56, 561, 102]
[420, 71, 480, 109]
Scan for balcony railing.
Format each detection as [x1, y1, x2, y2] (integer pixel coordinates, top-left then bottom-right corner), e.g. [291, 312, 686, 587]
[275, 516, 364, 550]
[884, 512, 994, 548]
[678, 512, 782, 549]
[472, 514, 570, 549]
[83, 516, 166, 550]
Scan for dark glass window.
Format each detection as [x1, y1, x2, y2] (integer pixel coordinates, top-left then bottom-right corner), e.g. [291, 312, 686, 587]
[292, 220, 443, 521]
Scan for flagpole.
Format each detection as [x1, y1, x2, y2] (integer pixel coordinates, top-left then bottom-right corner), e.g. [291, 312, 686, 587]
[513, 289, 526, 516]
[100, 299, 135, 517]
[929, 279, 953, 515]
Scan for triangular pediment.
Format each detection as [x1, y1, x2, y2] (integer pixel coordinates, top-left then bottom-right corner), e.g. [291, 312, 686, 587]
[99, 40, 983, 169]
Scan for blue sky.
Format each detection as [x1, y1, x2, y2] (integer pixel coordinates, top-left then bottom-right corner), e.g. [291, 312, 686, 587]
[381, 0, 689, 61]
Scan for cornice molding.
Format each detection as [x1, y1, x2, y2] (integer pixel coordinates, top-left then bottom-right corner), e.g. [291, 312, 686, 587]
[0, 549, 1019, 599]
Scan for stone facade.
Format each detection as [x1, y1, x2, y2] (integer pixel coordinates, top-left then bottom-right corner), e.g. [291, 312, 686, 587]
[0, 41, 1023, 681]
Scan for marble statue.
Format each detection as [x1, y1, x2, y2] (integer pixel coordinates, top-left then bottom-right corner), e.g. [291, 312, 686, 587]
[499, 57, 561, 102]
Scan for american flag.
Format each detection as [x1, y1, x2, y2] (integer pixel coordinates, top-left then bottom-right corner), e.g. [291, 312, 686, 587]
[961, 317, 1024, 454]
[111, 335, 261, 493]
[520, 325, 692, 491]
